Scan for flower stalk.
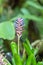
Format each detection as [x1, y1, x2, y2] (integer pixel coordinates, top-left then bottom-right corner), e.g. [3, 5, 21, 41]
[15, 18, 24, 55]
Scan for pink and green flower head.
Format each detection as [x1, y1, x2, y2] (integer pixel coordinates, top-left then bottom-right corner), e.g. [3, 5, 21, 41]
[15, 18, 24, 37]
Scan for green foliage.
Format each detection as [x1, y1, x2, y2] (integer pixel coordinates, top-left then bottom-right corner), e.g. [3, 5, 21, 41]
[10, 42, 22, 65]
[37, 62, 43, 65]
[0, 22, 15, 40]
[10, 42, 18, 55]
[0, 0, 43, 39]
[10, 39, 43, 65]
[13, 54, 22, 65]
[0, 0, 43, 65]
[26, 54, 36, 65]
[23, 39, 32, 55]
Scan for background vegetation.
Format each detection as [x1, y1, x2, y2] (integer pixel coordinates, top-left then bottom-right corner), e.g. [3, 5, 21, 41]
[0, 0, 43, 65]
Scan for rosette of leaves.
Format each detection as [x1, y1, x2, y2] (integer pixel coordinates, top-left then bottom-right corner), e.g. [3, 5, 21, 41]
[10, 39, 43, 65]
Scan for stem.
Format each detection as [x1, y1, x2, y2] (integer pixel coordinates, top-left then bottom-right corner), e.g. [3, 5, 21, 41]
[18, 35, 20, 55]
[23, 48, 25, 56]
[22, 48, 26, 64]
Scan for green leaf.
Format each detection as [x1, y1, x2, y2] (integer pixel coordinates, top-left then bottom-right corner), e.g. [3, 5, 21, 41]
[22, 14, 43, 22]
[24, 1, 43, 11]
[10, 42, 22, 65]
[22, 50, 26, 65]
[23, 39, 32, 55]
[12, 56, 16, 65]
[0, 22, 15, 40]
[21, 8, 30, 15]
[10, 42, 18, 56]
[26, 54, 36, 65]
[23, 42, 32, 55]
[31, 54, 37, 65]
[26, 54, 32, 65]
[37, 62, 43, 65]
[14, 54, 22, 65]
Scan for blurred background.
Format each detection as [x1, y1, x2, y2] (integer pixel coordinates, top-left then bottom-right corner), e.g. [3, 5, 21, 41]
[0, 0, 43, 39]
[0, 0, 43, 64]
